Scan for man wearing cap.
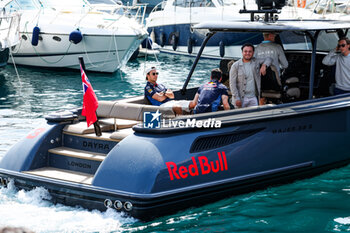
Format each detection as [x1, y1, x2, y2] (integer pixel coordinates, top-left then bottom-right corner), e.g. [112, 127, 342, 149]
[144, 66, 190, 115]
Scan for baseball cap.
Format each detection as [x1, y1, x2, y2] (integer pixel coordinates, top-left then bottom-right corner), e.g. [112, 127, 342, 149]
[145, 66, 156, 75]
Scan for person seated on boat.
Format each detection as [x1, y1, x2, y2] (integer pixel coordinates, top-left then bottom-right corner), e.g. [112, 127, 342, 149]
[191, 68, 230, 114]
[322, 37, 350, 95]
[229, 43, 272, 108]
[144, 66, 192, 115]
[255, 32, 288, 76]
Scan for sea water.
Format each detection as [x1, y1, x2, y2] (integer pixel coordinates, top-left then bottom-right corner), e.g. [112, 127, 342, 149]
[0, 53, 349, 232]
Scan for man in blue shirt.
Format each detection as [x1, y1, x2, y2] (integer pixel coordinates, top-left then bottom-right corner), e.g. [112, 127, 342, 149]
[191, 68, 230, 114]
[144, 66, 190, 115]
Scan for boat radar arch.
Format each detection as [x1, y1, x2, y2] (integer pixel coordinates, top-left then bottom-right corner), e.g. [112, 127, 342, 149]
[240, 0, 287, 22]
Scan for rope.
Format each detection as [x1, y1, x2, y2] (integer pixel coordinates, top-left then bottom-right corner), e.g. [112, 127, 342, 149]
[113, 31, 123, 79]
[9, 45, 22, 96]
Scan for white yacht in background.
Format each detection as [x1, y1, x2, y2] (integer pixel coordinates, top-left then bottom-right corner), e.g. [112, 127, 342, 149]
[0, 0, 21, 68]
[146, 0, 318, 59]
[6, 0, 148, 73]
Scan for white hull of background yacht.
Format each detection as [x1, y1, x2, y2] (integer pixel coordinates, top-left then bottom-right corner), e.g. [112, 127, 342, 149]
[146, 0, 318, 59]
[7, 3, 148, 73]
[11, 32, 143, 72]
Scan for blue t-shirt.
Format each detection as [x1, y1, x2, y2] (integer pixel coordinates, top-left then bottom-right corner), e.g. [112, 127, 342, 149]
[194, 81, 228, 114]
[144, 81, 169, 106]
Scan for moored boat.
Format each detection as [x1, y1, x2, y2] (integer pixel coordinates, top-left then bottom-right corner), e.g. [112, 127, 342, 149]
[0, 1, 21, 68]
[146, 0, 319, 59]
[6, 0, 148, 73]
[1, 1, 350, 221]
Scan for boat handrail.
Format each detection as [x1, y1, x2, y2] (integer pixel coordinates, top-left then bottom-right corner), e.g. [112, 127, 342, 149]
[133, 94, 350, 134]
[150, 0, 167, 13]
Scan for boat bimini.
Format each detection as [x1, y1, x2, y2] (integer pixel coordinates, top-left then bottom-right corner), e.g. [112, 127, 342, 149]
[6, 0, 148, 73]
[146, 0, 319, 59]
[1, 0, 350, 221]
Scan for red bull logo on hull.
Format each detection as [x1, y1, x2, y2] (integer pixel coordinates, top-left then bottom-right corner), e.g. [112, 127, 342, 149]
[166, 151, 228, 180]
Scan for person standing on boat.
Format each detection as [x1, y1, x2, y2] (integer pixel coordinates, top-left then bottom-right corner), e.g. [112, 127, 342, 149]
[255, 32, 288, 76]
[322, 37, 350, 95]
[229, 43, 272, 108]
[144, 66, 191, 115]
[191, 68, 230, 114]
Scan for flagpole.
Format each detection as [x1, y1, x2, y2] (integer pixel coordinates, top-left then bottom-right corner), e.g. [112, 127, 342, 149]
[79, 56, 102, 136]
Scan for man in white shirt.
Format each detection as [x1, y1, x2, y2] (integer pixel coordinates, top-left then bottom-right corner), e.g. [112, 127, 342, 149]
[322, 37, 350, 95]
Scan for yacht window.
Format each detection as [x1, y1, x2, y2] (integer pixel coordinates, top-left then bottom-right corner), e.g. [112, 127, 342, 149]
[6, 0, 38, 11]
[40, 0, 89, 10]
[174, 0, 215, 7]
[217, 0, 238, 6]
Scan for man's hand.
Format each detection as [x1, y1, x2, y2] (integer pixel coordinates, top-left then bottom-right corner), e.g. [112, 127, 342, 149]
[235, 100, 242, 108]
[260, 64, 267, 76]
[164, 89, 175, 99]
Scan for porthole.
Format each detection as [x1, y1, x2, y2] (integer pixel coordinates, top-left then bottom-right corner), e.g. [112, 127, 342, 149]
[52, 36, 61, 42]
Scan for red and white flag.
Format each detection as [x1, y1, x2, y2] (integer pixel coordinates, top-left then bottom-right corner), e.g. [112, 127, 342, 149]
[81, 64, 98, 127]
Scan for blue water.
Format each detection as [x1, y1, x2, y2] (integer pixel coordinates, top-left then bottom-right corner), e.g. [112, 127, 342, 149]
[0, 53, 350, 232]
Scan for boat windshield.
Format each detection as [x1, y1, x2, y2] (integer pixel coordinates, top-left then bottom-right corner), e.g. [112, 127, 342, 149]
[217, 0, 246, 6]
[88, 0, 120, 4]
[280, 30, 340, 52]
[173, 0, 216, 7]
[38, 0, 90, 9]
[7, 0, 39, 11]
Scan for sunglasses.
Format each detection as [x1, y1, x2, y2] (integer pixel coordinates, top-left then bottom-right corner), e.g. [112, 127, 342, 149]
[151, 72, 159, 75]
[338, 44, 347, 48]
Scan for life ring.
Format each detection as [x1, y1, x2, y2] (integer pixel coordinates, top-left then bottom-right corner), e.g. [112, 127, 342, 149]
[297, 0, 306, 8]
[219, 41, 225, 58]
[159, 32, 166, 47]
[187, 38, 193, 54]
[31, 26, 40, 46]
[169, 32, 179, 51]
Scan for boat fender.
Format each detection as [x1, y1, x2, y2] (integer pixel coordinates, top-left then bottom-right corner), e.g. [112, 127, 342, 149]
[187, 38, 193, 54]
[219, 41, 225, 57]
[31, 26, 40, 46]
[159, 32, 166, 47]
[170, 32, 178, 51]
[69, 29, 83, 44]
[141, 37, 153, 49]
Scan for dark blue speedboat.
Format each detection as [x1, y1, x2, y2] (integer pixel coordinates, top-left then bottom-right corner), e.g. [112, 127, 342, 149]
[1, 3, 350, 221]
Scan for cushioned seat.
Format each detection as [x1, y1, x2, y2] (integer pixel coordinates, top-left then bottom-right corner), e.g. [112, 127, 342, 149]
[99, 118, 140, 130]
[63, 122, 114, 134]
[109, 128, 134, 140]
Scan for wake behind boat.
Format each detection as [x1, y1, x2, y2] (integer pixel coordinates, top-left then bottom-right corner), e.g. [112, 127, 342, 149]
[1, 1, 350, 221]
[7, 0, 148, 73]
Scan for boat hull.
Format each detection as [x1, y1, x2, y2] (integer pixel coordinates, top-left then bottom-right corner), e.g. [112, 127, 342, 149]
[8, 10, 148, 73]
[1, 95, 350, 220]
[10, 33, 144, 72]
